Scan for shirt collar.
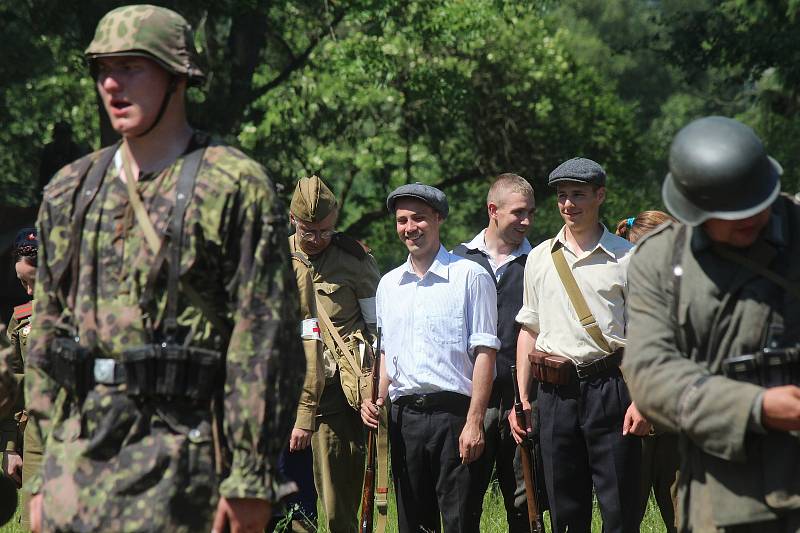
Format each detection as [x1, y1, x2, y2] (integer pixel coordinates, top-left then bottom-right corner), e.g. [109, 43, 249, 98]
[462, 228, 532, 258]
[552, 224, 624, 259]
[400, 245, 451, 282]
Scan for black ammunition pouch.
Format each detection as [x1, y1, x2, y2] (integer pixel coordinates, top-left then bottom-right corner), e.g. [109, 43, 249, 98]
[121, 343, 223, 403]
[49, 336, 94, 398]
[722, 346, 800, 387]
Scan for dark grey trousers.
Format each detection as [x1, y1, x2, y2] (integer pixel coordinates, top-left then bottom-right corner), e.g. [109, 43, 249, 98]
[538, 368, 642, 533]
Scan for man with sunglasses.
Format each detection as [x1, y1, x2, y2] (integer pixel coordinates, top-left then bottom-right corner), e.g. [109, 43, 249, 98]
[289, 175, 381, 533]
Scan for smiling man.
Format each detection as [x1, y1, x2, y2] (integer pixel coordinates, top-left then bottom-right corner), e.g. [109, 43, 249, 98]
[453, 173, 536, 531]
[361, 183, 500, 532]
[26, 6, 304, 533]
[510, 158, 648, 533]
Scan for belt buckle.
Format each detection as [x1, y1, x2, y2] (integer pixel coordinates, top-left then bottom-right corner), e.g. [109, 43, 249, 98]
[94, 358, 116, 384]
[575, 363, 591, 380]
[413, 395, 427, 408]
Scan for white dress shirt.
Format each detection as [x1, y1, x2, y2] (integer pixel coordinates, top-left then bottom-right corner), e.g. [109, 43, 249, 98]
[515, 225, 633, 364]
[461, 229, 532, 280]
[377, 245, 501, 401]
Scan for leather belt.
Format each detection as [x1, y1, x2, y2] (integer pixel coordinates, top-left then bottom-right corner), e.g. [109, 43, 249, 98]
[575, 349, 623, 381]
[395, 391, 470, 414]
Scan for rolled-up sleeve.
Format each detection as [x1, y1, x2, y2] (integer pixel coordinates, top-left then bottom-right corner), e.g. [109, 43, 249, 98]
[515, 252, 540, 331]
[467, 270, 500, 353]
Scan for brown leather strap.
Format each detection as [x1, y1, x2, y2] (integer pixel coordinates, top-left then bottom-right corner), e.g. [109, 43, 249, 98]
[550, 241, 612, 353]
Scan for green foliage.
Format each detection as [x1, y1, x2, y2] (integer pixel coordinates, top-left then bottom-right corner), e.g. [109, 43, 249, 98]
[2, 0, 800, 262]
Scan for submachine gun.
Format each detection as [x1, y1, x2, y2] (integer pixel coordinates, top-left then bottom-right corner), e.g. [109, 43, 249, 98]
[722, 326, 800, 387]
[511, 364, 547, 533]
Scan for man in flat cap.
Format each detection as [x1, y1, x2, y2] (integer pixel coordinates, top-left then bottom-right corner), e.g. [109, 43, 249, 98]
[289, 175, 381, 533]
[361, 183, 500, 532]
[509, 158, 649, 533]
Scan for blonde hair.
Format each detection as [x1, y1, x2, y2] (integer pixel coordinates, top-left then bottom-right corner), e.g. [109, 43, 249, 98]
[487, 173, 535, 207]
[615, 210, 675, 244]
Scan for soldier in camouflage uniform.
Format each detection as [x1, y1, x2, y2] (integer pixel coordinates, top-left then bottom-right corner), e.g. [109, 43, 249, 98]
[4, 228, 45, 531]
[625, 116, 800, 532]
[289, 175, 381, 533]
[26, 5, 303, 533]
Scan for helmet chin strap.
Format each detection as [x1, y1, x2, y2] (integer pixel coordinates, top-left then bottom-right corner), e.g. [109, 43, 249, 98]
[135, 76, 178, 138]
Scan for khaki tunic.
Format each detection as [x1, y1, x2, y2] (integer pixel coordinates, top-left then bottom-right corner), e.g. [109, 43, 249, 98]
[290, 252, 324, 431]
[623, 194, 800, 532]
[288, 233, 380, 414]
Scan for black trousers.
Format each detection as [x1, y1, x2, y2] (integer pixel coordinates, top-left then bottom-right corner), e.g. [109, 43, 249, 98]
[389, 399, 483, 533]
[538, 368, 641, 533]
[471, 385, 530, 532]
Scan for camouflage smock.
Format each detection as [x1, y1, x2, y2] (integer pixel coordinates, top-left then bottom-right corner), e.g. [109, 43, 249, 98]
[27, 133, 304, 532]
[1, 303, 29, 456]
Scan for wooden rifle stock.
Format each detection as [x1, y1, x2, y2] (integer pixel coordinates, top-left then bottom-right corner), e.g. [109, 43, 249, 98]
[512, 364, 546, 533]
[360, 327, 382, 533]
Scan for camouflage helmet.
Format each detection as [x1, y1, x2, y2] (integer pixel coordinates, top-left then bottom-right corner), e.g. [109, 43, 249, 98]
[662, 116, 782, 225]
[85, 5, 205, 86]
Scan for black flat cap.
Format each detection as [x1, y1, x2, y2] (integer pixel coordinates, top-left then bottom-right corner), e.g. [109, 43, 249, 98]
[548, 157, 606, 187]
[386, 183, 449, 218]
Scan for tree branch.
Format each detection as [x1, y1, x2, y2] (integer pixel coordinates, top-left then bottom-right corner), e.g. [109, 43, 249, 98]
[257, 9, 346, 96]
[341, 169, 483, 236]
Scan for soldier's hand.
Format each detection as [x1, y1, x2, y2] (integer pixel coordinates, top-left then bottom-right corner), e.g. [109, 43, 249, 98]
[361, 397, 383, 429]
[289, 428, 313, 452]
[762, 385, 800, 431]
[508, 401, 532, 445]
[3, 452, 22, 486]
[622, 402, 652, 436]
[29, 493, 42, 533]
[459, 420, 485, 464]
[212, 496, 271, 533]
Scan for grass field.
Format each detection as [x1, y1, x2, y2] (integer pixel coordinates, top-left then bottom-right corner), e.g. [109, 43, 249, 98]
[0, 481, 670, 532]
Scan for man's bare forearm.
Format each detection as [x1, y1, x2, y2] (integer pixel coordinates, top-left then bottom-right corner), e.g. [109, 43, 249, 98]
[467, 347, 496, 425]
[516, 327, 537, 405]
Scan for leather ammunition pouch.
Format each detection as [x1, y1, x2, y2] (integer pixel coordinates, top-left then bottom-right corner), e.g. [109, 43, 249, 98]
[122, 344, 223, 403]
[529, 351, 573, 386]
[49, 336, 94, 398]
[529, 349, 623, 386]
[722, 346, 800, 388]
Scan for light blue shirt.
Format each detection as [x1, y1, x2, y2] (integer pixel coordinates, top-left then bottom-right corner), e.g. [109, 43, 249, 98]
[377, 245, 501, 401]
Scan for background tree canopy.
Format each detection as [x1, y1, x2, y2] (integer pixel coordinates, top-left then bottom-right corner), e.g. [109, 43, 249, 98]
[2, 0, 798, 270]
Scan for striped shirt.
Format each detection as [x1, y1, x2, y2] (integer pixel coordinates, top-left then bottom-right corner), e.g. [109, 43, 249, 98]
[377, 245, 501, 401]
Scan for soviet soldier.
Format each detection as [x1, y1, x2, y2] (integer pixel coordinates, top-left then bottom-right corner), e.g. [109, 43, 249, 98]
[624, 116, 800, 532]
[4, 228, 45, 531]
[26, 5, 303, 533]
[288, 175, 381, 533]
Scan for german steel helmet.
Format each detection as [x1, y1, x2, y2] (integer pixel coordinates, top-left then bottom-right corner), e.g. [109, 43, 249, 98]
[85, 4, 205, 86]
[662, 116, 782, 225]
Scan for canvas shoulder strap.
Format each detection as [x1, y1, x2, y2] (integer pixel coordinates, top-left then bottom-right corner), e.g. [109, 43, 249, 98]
[550, 240, 612, 354]
[375, 399, 390, 533]
[119, 141, 231, 342]
[313, 291, 364, 376]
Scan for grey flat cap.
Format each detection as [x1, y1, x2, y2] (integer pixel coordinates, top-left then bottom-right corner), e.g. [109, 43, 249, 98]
[386, 183, 449, 218]
[548, 157, 606, 187]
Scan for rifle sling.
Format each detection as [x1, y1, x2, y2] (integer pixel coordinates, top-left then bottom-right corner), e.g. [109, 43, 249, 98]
[550, 240, 612, 354]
